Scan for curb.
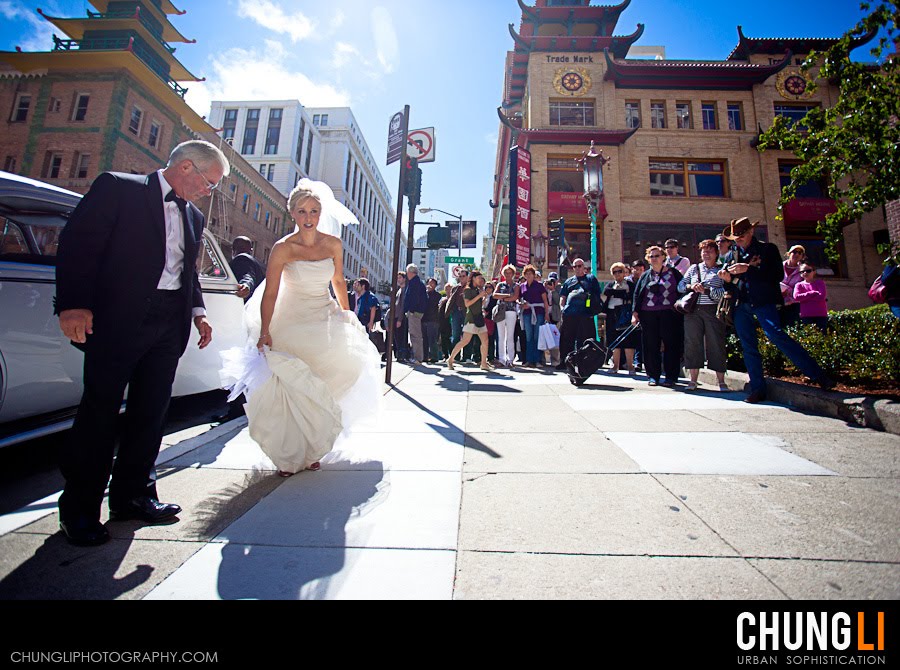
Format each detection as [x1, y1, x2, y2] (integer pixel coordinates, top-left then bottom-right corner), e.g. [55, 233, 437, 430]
[697, 368, 900, 436]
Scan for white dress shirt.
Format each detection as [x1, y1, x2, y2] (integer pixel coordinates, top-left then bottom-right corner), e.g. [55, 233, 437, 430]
[156, 170, 206, 318]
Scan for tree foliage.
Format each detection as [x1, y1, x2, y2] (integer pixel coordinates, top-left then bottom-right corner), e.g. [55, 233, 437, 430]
[757, 1, 899, 262]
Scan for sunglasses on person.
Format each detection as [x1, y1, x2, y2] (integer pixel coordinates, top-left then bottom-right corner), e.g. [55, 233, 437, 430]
[573, 264, 585, 268]
[648, 254, 663, 259]
[800, 269, 815, 274]
[612, 269, 625, 274]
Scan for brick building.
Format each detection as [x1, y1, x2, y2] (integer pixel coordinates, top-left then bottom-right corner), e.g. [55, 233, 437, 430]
[490, 0, 888, 309]
[0, 1, 285, 262]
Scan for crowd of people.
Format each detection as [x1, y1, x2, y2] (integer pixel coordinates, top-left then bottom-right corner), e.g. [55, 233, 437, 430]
[362, 217, 859, 404]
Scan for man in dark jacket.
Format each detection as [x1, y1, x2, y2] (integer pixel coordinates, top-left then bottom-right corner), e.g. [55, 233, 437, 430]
[718, 217, 831, 403]
[403, 263, 427, 364]
[557, 258, 602, 369]
[422, 278, 441, 363]
[229, 236, 265, 301]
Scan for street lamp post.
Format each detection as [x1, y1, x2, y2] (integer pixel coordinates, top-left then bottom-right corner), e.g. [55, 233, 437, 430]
[419, 206, 463, 256]
[578, 140, 610, 338]
[532, 230, 547, 274]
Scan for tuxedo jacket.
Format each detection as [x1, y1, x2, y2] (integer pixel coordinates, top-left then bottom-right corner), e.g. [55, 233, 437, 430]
[56, 171, 205, 354]
[229, 252, 264, 302]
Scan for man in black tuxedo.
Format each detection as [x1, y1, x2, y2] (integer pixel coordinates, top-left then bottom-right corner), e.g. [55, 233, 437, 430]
[55, 140, 229, 546]
[229, 236, 264, 302]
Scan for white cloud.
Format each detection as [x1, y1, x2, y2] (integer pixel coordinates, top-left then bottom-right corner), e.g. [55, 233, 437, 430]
[0, 0, 56, 51]
[333, 41, 363, 69]
[185, 42, 350, 119]
[236, 0, 315, 43]
[371, 7, 398, 74]
[485, 131, 498, 146]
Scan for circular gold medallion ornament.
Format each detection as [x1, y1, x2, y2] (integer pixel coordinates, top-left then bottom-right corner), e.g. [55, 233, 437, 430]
[776, 69, 814, 100]
[553, 67, 592, 96]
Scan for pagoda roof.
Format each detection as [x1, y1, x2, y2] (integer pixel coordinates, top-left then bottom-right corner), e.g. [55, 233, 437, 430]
[517, 0, 632, 30]
[518, 126, 637, 147]
[603, 48, 792, 90]
[0, 49, 211, 132]
[90, 0, 185, 16]
[87, 1, 190, 42]
[727, 24, 878, 60]
[37, 14, 198, 79]
[508, 22, 643, 55]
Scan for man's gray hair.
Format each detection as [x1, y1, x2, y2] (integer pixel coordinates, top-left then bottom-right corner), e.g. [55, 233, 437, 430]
[406, 263, 419, 274]
[169, 140, 230, 176]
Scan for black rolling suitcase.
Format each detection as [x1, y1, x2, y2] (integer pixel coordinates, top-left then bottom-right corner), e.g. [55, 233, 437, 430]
[565, 323, 641, 386]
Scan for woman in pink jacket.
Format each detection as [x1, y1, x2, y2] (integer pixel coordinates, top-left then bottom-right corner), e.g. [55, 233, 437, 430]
[793, 263, 828, 331]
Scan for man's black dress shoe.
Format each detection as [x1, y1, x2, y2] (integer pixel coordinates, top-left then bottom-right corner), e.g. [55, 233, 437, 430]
[59, 517, 110, 546]
[109, 497, 182, 524]
[744, 390, 767, 404]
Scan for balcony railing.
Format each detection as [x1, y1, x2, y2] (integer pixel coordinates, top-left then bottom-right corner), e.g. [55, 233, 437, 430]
[84, 8, 174, 53]
[51, 34, 189, 99]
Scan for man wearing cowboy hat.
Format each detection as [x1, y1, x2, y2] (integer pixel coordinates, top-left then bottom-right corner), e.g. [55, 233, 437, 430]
[718, 217, 833, 403]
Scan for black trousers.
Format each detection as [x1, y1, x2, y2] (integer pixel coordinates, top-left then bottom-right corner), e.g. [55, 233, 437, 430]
[559, 313, 597, 362]
[639, 309, 684, 382]
[59, 290, 185, 521]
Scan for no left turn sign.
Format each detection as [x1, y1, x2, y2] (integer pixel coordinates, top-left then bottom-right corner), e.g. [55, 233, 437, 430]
[406, 127, 435, 163]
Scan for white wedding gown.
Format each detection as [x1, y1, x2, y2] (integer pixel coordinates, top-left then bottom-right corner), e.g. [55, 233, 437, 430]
[221, 258, 382, 473]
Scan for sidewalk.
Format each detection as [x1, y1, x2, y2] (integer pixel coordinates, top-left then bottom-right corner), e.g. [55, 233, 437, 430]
[0, 363, 898, 599]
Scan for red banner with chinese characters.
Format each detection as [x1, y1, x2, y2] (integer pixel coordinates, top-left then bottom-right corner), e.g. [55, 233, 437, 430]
[515, 147, 531, 267]
[548, 192, 608, 219]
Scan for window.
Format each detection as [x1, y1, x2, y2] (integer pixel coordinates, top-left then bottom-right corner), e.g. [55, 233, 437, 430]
[650, 102, 666, 129]
[345, 155, 353, 190]
[196, 236, 229, 279]
[625, 101, 641, 129]
[727, 103, 743, 131]
[12, 94, 31, 122]
[222, 108, 237, 143]
[254, 203, 260, 221]
[778, 161, 825, 198]
[774, 103, 818, 128]
[243, 109, 260, 154]
[4, 156, 16, 172]
[242, 194, 250, 213]
[649, 159, 727, 198]
[73, 94, 90, 121]
[304, 129, 313, 174]
[549, 100, 594, 126]
[675, 102, 691, 129]
[312, 114, 320, 125]
[41, 151, 63, 179]
[48, 97, 61, 113]
[0, 220, 28, 256]
[224, 109, 238, 122]
[701, 103, 717, 130]
[265, 211, 271, 229]
[265, 108, 282, 154]
[72, 153, 90, 179]
[148, 121, 161, 148]
[296, 118, 306, 165]
[128, 106, 143, 135]
[267, 164, 274, 181]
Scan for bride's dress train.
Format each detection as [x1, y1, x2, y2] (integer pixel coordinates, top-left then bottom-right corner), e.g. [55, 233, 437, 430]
[221, 258, 382, 473]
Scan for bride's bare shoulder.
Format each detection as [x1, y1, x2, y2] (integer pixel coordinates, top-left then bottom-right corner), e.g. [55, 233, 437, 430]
[317, 232, 343, 252]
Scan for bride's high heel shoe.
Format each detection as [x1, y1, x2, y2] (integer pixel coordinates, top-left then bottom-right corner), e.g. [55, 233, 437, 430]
[306, 462, 321, 471]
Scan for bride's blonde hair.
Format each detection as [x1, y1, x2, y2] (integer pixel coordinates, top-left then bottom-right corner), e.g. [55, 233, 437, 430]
[288, 180, 323, 212]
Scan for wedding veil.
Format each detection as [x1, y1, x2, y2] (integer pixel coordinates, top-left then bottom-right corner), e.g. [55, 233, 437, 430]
[292, 178, 360, 238]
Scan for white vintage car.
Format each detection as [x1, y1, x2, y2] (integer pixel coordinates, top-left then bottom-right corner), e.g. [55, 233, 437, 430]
[0, 171, 247, 447]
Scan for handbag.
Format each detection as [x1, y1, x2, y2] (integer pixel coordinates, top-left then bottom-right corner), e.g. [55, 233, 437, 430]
[868, 276, 887, 304]
[716, 292, 736, 327]
[613, 305, 632, 331]
[674, 264, 702, 315]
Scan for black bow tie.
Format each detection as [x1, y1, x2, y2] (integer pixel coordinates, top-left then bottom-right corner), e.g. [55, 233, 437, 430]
[165, 190, 186, 208]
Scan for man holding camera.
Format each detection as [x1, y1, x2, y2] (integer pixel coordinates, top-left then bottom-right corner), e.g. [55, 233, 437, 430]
[556, 258, 602, 369]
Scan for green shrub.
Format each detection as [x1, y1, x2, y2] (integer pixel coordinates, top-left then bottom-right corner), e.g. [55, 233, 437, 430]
[725, 304, 900, 387]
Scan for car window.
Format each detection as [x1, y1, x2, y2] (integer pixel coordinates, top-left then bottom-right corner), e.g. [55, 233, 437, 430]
[28, 224, 62, 256]
[0, 219, 29, 256]
[197, 235, 228, 280]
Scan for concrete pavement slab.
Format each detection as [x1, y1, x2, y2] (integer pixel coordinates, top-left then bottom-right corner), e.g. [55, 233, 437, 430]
[323, 432, 465, 472]
[656, 475, 900, 561]
[383, 392, 468, 411]
[693, 408, 865, 433]
[467, 383, 560, 396]
[458, 473, 738, 556]
[166, 427, 276, 471]
[465, 409, 596, 433]
[145, 544, 455, 600]
[0, 533, 201, 600]
[581, 410, 725, 432]
[560, 392, 760, 412]
[464, 395, 572, 412]
[0, 491, 60, 538]
[350, 409, 466, 435]
[463, 432, 640, 474]
[748, 558, 900, 600]
[215, 470, 461, 550]
[20, 468, 282, 543]
[454, 552, 786, 600]
[605, 432, 836, 476]
[767, 432, 900, 479]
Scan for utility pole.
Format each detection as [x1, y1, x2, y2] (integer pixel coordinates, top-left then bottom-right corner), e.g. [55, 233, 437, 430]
[385, 105, 410, 386]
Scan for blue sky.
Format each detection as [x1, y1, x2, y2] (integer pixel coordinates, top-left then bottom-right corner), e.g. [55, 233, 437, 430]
[0, 0, 874, 263]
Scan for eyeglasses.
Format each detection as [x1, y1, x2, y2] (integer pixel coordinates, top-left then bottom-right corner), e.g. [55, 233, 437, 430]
[612, 269, 625, 274]
[648, 254, 663, 259]
[800, 269, 815, 274]
[191, 163, 221, 191]
[790, 250, 804, 255]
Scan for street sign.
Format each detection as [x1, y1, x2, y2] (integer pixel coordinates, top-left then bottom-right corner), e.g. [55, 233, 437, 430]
[445, 256, 475, 265]
[386, 110, 405, 165]
[406, 127, 435, 163]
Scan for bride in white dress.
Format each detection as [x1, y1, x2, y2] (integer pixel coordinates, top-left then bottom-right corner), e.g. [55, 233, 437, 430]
[222, 180, 382, 476]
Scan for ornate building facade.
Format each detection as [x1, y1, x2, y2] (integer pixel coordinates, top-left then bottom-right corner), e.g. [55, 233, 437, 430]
[490, 0, 886, 309]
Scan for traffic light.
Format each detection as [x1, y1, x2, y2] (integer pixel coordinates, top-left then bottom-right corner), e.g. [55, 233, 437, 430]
[548, 217, 565, 247]
[426, 225, 451, 249]
[403, 156, 422, 206]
